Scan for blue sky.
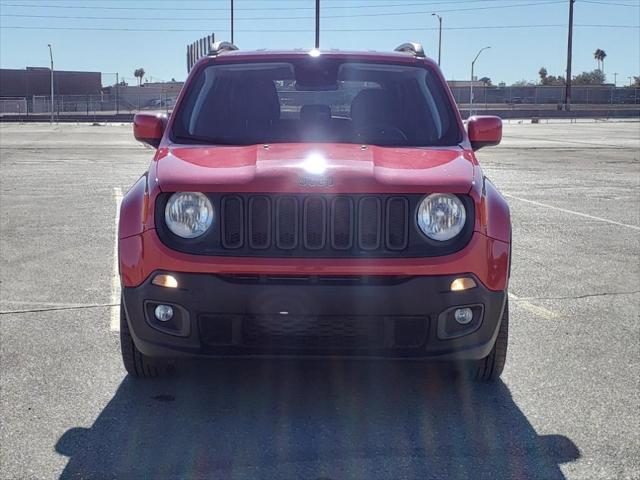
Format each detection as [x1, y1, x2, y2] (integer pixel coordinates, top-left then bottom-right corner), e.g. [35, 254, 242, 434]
[1, 0, 638, 86]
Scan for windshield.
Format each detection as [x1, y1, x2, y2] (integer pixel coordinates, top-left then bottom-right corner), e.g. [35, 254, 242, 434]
[171, 59, 462, 147]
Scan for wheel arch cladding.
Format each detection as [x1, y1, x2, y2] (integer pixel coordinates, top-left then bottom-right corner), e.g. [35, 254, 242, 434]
[119, 174, 150, 239]
[480, 177, 511, 244]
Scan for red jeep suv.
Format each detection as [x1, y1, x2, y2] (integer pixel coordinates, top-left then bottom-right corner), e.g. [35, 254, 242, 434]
[119, 42, 510, 381]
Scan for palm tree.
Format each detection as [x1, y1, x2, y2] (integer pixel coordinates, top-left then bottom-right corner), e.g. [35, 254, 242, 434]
[593, 49, 607, 73]
[134, 68, 146, 86]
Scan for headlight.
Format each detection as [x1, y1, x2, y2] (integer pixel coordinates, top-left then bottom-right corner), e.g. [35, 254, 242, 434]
[417, 193, 466, 241]
[164, 192, 214, 238]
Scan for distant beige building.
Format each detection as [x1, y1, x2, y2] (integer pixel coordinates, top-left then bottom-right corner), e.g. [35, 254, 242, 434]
[101, 81, 184, 109]
[448, 80, 486, 88]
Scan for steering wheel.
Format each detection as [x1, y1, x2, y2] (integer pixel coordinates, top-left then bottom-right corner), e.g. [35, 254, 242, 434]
[355, 124, 408, 145]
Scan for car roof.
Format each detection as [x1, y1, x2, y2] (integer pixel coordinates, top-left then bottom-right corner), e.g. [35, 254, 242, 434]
[207, 48, 437, 65]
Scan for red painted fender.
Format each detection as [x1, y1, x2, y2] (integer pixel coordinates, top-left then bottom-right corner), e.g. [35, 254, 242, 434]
[118, 174, 150, 239]
[477, 177, 511, 244]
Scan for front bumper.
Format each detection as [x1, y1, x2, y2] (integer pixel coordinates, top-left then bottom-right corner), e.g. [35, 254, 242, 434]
[122, 272, 506, 361]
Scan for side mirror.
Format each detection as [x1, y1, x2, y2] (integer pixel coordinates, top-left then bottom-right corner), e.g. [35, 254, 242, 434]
[133, 112, 166, 149]
[467, 115, 502, 151]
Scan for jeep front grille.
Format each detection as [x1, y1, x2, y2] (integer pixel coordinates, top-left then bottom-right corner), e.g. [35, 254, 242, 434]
[156, 193, 474, 258]
[223, 194, 406, 254]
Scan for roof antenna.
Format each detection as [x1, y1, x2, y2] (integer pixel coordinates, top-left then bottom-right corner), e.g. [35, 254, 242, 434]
[315, 0, 320, 48]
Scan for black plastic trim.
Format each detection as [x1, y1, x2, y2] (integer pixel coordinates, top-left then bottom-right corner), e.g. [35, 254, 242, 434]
[357, 197, 382, 250]
[386, 196, 409, 251]
[330, 196, 354, 250]
[437, 303, 484, 340]
[303, 196, 327, 250]
[220, 195, 244, 249]
[122, 272, 506, 359]
[143, 300, 191, 337]
[248, 196, 271, 249]
[276, 196, 299, 250]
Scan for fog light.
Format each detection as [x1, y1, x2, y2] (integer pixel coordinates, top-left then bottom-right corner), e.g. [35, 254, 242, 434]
[454, 308, 473, 325]
[152, 274, 178, 288]
[154, 305, 174, 322]
[450, 277, 477, 292]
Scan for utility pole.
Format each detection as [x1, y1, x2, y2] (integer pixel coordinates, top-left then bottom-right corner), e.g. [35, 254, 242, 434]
[613, 72, 618, 86]
[470, 46, 490, 116]
[431, 13, 442, 66]
[115, 72, 119, 115]
[315, 0, 320, 48]
[564, 0, 575, 111]
[47, 43, 54, 124]
[230, 0, 234, 44]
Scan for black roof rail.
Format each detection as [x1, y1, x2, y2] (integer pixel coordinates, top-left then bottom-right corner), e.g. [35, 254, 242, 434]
[209, 41, 239, 56]
[394, 42, 426, 58]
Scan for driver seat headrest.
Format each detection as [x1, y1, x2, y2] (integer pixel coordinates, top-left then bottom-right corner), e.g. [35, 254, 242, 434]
[350, 89, 397, 126]
[232, 77, 281, 123]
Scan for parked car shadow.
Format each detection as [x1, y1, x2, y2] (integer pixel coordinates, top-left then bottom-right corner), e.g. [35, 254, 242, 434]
[56, 360, 579, 479]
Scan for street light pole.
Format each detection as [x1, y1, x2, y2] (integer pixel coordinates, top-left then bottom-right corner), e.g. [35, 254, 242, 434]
[470, 46, 490, 117]
[230, 0, 234, 44]
[564, 0, 575, 111]
[115, 72, 119, 115]
[315, 0, 320, 48]
[431, 13, 442, 66]
[47, 43, 54, 124]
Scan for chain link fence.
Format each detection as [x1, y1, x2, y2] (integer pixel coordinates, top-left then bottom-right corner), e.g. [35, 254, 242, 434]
[1, 85, 638, 120]
[26, 92, 177, 117]
[0, 97, 27, 114]
[451, 85, 639, 110]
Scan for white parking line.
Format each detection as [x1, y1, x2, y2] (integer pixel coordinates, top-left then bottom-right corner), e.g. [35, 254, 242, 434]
[504, 193, 640, 231]
[110, 187, 123, 332]
[508, 292, 557, 319]
[1, 300, 108, 308]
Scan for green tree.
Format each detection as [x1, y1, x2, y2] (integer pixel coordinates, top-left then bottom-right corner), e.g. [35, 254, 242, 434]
[573, 69, 606, 85]
[512, 79, 535, 86]
[538, 66, 565, 86]
[479, 76, 492, 86]
[538, 67, 548, 84]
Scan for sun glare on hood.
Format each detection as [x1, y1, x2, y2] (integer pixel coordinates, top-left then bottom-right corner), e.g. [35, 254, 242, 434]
[301, 152, 328, 174]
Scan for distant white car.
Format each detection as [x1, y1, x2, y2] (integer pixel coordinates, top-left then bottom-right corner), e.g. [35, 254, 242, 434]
[146, 98, 174, 109]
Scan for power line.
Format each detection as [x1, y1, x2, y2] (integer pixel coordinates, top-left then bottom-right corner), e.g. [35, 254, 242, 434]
[2, 13, 224, 21]
[1, 24, 636, 33]
[0, 1, 568, 21]
[0, 0, 564, 11]
[580, 0, 640, 6]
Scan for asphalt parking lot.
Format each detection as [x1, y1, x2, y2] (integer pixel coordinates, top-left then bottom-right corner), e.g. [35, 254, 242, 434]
[1, 120, 638, 479]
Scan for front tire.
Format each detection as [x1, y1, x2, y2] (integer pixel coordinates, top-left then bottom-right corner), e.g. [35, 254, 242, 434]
[473, 296, 509, 382]
[120, 300, 166, 378]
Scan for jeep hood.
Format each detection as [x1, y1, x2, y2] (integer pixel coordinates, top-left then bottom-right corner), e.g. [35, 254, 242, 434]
[155, 143, 478, 193]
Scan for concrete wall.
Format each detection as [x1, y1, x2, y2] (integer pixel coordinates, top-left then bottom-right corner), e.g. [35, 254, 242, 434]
[0, 68, 101, 97]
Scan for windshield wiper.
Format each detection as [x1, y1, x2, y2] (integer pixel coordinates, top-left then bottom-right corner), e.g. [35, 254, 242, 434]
[172, 133, 231, 145]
